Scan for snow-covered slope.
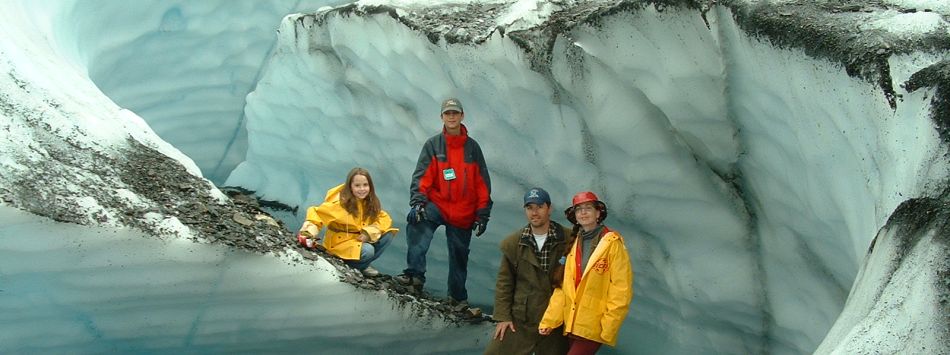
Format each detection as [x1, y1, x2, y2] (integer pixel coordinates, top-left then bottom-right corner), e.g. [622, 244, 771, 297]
[1, 0, 948, 354]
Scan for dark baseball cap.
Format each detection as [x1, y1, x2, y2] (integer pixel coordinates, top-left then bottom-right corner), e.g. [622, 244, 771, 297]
[523, 187, 551, 206]
[441, 98, 464, 113]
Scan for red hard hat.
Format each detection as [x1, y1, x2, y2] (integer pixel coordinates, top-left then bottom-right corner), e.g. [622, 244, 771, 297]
[571, 191, 600, 207]
[565, 191, 608, 225]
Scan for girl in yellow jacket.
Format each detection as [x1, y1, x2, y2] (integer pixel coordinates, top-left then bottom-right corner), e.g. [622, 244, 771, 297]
[539, 191, 633, 354]
[297, 167, 398, 277]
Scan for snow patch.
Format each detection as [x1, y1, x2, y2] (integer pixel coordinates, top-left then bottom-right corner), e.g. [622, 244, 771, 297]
[862, 11, 945, 36]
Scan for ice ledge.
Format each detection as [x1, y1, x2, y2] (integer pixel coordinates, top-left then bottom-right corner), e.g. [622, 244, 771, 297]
[906, 59, 950, 143]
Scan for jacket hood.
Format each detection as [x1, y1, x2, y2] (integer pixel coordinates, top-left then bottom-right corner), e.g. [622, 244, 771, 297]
[324, 183, 345, 202]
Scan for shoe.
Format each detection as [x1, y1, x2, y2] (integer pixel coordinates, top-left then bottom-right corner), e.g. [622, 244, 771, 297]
[361, 266, 380, 277]
[449, 298, 469, 312]
[394, 273, 423, 286]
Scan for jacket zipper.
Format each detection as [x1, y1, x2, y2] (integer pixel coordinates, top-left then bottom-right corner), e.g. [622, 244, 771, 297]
[461, 165, 467, 196]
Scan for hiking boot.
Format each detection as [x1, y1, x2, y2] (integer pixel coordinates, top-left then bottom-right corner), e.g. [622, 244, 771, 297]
[394, 273, 423, 286]
[361, 266, 380, 277]
[449, 298, 470, 312]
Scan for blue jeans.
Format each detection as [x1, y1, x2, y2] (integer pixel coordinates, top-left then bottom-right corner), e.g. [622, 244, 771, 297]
[347, 232, 394, 270]
[403, 203, 472, 301]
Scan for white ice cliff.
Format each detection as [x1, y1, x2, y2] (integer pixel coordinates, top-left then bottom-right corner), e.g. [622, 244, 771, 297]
[0, 0, 948, 354]
[63, 0, 350, 185]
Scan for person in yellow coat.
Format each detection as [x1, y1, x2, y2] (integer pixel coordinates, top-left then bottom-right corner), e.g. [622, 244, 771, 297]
[296, 167, 398, 277]
[538, 191, 633, 354]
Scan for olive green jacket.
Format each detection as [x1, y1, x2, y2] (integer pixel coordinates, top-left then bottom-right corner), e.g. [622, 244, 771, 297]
[492, 221, 570, 327]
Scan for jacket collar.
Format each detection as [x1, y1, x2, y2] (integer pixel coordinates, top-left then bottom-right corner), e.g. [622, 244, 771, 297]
[578, 227, 616, 277]
[518, 221, 565, 246]
[518, 221, 565, 267]
[442, 123, 468, 137]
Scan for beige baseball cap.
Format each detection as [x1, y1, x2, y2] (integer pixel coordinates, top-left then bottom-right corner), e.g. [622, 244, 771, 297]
[441, 98, 464, 113]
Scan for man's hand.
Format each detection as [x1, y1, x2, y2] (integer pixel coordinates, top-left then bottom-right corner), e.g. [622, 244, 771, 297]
[472, 217, 488, 237]
[539, 327, 552, 335]
[493, 321, 515, 340]
[358, 231, 370, 243]
[406, 204, 427, 224]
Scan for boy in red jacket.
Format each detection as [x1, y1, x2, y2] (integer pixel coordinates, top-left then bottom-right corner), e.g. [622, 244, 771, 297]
[395, 98, 493, 310]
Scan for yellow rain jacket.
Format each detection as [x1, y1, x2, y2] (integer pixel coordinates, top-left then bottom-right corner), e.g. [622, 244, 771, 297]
[299, 184, 398, 260]
[539, 227, 633, 346]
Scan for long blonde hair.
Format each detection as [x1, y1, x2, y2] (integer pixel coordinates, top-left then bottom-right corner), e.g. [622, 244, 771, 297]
[340, 167, 381, 223]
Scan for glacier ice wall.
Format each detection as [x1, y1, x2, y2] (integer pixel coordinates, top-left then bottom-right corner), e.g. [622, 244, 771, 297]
[815, 194, 950, 354]
[225, 2, 950, 353]
[60, 0, 348, 184]
[0, 1, 494, 353]
[230, 7, 760, 352]
[1, 0, 949, 354]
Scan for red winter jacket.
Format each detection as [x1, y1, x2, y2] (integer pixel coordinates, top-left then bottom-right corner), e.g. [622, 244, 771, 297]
[409, 124, 492, 228]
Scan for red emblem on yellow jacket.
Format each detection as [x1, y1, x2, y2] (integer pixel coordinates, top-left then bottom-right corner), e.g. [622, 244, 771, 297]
[593, 258, 608, 274]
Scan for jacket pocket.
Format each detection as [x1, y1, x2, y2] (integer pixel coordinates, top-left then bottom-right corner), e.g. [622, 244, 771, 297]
[512, 294, 529, 323]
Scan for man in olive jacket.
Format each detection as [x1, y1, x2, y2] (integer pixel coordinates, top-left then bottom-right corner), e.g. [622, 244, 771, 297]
[484, 187, 569, 355]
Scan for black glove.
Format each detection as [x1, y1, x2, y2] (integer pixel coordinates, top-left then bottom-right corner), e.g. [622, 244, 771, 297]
[406, 204, 427, 224]
[472, 217, 488, 237]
